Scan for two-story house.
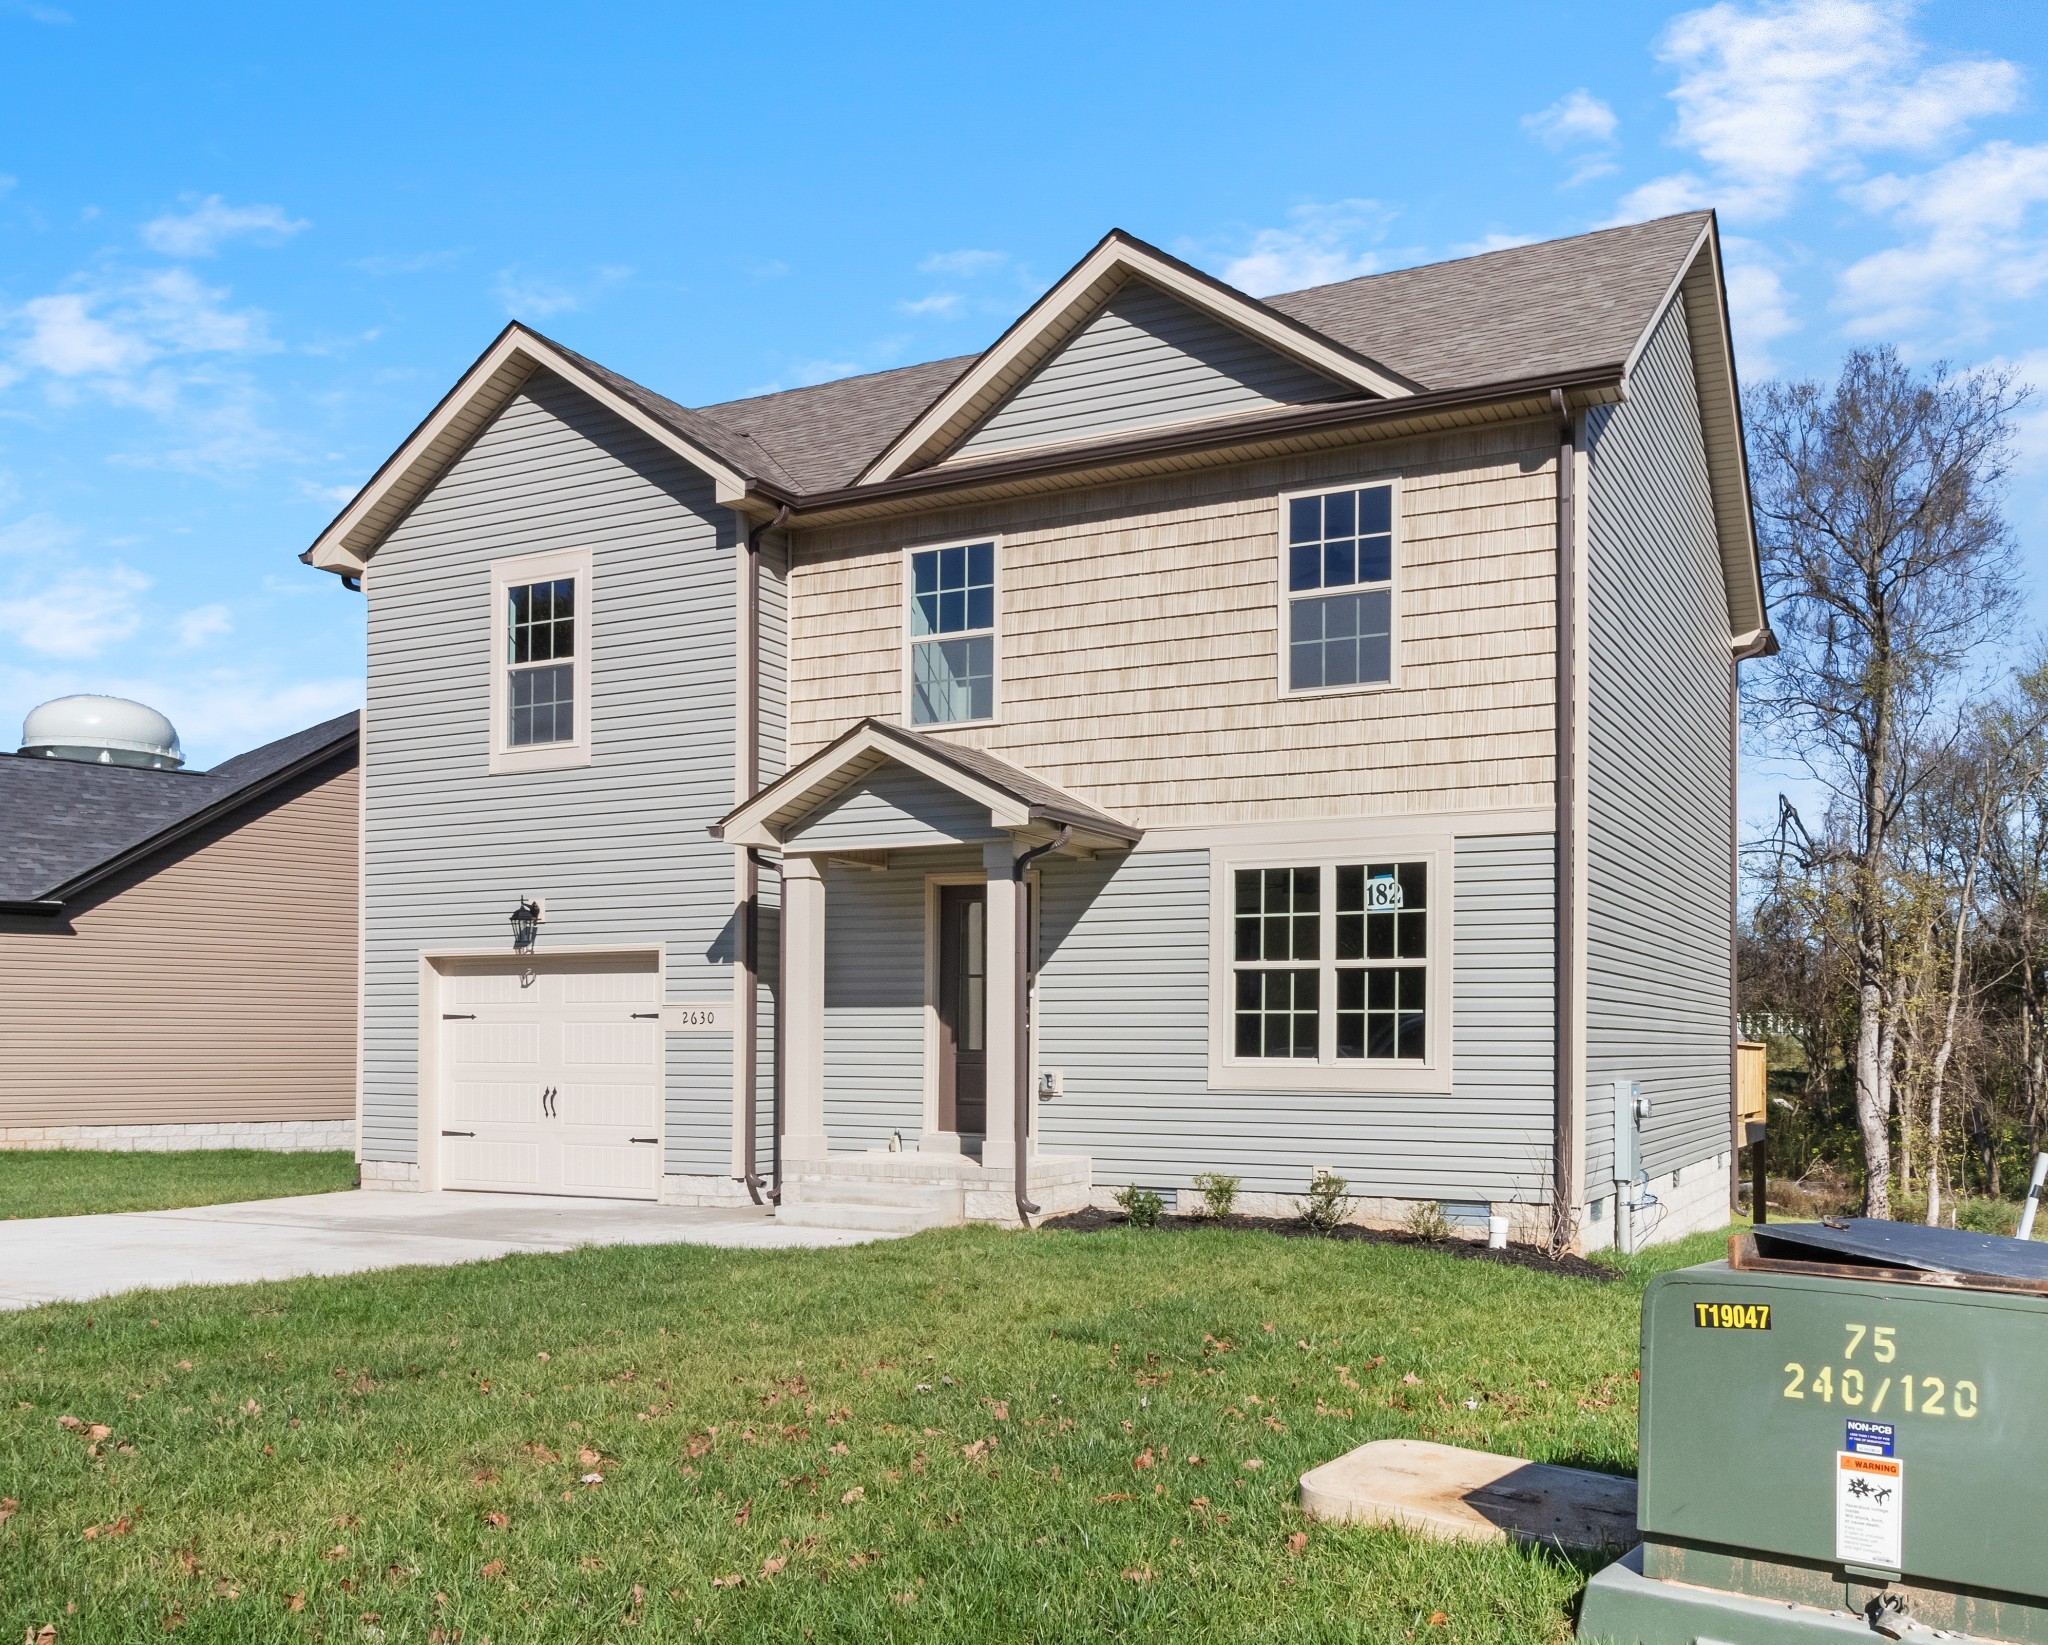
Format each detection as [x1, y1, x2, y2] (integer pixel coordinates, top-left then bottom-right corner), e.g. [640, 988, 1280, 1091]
[303, 211, 1767, 1251]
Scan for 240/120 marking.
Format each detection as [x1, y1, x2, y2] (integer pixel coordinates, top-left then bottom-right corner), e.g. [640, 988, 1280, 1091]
[1780, 1322, 1980, 1418]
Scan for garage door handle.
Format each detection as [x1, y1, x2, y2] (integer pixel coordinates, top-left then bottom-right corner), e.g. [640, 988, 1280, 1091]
[630, 1137, 658, 1144]
[630, 1012, 660, 1020]
[441, 1130, 476, 1137]
[443, 1013, 477, 1020]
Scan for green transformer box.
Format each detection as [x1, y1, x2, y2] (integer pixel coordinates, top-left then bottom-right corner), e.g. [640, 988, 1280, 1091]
[1579, 1223, 2048, 1644]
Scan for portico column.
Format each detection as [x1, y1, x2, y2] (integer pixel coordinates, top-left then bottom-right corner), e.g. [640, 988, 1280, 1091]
[782, 854, 829, 1163]
[981, 840, 1029, 1171]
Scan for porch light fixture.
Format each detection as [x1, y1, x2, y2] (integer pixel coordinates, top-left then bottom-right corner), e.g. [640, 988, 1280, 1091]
[511, 896, 544, 952]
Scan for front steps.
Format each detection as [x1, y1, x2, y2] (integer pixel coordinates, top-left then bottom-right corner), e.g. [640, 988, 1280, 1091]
[776, 1149, 1092, 1230]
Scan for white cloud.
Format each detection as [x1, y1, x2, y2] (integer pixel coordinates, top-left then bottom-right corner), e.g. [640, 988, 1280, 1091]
[296, 478, 358, 505]
[1221, 200, 1392, 296]
[1720, 234, 1800, 376]
[173, 603, 232, 649]
[898, 292, 964, 317]
[1993, 348, 2048, 471]
[1524, 89, 1618, 148]
[0, 565, 150, 658]
[1836, 140, 2048, 335]
[490, 265, 631, 319]
[7, 268, 272, 388]
[141, 195, 308, 258]
[919, 249, 1007, 277]
[0, 510, 77, 557]
[1450, 231, 1540, 257]
[1622, 0, 2023, 221]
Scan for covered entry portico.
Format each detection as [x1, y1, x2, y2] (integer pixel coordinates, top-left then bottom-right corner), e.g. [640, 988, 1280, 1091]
[716, 719, 1141, 1225]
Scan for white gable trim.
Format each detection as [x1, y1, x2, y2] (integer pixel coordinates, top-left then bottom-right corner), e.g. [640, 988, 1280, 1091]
[717, 724, 1038, 848]
[857, 232, 1415, 486]
[305, 326, 756, 576]
[1618, 217, 1767, 650]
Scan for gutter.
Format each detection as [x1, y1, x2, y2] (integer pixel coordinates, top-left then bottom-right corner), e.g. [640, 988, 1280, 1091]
[16, 726, 360, 914]
[1549, 387, 1579, 1256]
[743, 364, 1626, 522]
[1008, 826, 1072, 1223]
[737, 505, 790, 1205]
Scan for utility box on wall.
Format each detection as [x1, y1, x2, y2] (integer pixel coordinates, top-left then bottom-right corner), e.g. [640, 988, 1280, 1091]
[1579, 1222, 2048, 1642]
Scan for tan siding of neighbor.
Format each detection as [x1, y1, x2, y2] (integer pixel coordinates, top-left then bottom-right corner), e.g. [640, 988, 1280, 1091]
[0, 755, 360, 1127]
[786, 420, 1560, 827]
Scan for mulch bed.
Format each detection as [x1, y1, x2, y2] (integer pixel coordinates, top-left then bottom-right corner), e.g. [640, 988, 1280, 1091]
[1038, 1206, 1618, 1281]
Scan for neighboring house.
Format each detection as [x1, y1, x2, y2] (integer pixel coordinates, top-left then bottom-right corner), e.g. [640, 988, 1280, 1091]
[303, 211, 1768, 1250]
[0, 701, 361, 1153]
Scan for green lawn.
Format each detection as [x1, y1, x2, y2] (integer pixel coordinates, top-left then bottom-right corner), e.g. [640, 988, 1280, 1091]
[0, 1222, 1730, 1644]
[0, 1149, 357, 1220]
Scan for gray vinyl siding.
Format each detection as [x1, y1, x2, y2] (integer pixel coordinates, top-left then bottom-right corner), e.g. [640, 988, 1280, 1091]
[956, 279, 1344, 459]
[1034, 835, 1555, 1201]
[1583, 298, 1734, 1190]
[785, 766, 1000, 851]
[818, 848, 981, 1150]
[360, 367, 739, 1176]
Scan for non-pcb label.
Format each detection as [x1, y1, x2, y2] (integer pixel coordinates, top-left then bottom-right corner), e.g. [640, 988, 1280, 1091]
[1836, 1451, 1903, 1568]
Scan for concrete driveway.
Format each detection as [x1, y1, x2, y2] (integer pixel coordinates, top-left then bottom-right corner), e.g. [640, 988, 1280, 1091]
[0, 1189, 895, 1311]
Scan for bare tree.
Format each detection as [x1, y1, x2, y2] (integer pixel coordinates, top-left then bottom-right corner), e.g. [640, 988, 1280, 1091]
[1748, 348, 2024, 1216]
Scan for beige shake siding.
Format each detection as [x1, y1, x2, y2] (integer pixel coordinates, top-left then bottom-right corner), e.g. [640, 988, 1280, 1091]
[786, 421, 1560, 827]
[0, 753, 359, 1132]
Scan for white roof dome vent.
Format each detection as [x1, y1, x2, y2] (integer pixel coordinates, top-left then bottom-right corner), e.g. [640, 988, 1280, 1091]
[19, 695, 185, 769]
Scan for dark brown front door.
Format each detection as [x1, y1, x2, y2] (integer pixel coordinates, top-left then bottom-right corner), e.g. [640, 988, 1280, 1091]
[938, 884, 987, 1138]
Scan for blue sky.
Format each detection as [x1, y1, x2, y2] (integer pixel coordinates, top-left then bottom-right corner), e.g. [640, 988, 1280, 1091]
[2, 0, 2046, 802]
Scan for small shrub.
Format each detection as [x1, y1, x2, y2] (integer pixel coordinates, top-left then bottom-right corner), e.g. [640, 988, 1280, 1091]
[1113, 1185, 1165, 1229]
[1191, 1172, 1241, 1220]
[1296, 1169, 1353, 1235]
[1405, 1200, 1452, 1242]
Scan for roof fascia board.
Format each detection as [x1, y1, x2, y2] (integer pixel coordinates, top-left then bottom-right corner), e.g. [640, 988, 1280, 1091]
[305, 328, 758, 575]
[790, 367, 1622, 526]
[716, 724, 1032, 847]
[38, 728, 360, 908]
[857, 232, 1417, 486]
[1616, 215, 1767, 645]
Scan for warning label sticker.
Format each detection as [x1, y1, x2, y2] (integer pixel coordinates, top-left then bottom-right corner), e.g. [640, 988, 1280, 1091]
[1836, 1452, 1904, 1568]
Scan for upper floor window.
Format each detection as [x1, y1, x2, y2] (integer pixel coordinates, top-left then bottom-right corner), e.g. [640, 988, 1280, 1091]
[907, 539, 997, 725]
[1284, 482, 1395, 694]
[508, 577, 576, 746]
[489, 546, 592, 775]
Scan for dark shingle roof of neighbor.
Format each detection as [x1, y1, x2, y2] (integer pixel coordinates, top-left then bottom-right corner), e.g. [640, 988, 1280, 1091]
[0, 710, 358, 905]
[628, 212, 1713, 495]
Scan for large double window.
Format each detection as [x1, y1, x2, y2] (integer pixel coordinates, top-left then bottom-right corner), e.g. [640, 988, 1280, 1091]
[907, 539, 997, 725]
[1217, 849, 1443, 1088]
[1284, 482, 1395, 693]
[489, 546, 592, 774]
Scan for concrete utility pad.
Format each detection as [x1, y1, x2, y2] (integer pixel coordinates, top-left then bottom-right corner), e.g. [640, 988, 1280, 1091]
[1300, 1438, 1638, 1554]
[0, 1190, 900, 1311]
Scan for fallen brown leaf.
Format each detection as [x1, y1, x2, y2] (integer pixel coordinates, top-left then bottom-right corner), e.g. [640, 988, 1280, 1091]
[0, 1500, 15, 1527]
[479, 1560, 505, 1581]
[761, 1556, 786, 1576]
[1286, 1531, 1308, 1555]
[482, 1512, 509, 1529]
[285, 1594, 305, 1613]
[1241, 1458, 1264, 1470]
[1401, 1373, 1423, 1386]
[1131, 1449, 1154, 1471]
[322, 1546, 349, 1562]
[982, 1399, 1009, 1421]
[1428, 1612, 1449, 1627]
[711, 1574, 744, 1589]
[840, 1486, 865, 1505]
[1121, 1566, 1154, 1583]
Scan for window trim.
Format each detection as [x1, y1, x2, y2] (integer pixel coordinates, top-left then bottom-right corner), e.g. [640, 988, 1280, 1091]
[488, 545, 594, 775]
[1275, 478, 1402, 700]
[900, 534, 1002, 730]
[1207, 833, 1452, 1094]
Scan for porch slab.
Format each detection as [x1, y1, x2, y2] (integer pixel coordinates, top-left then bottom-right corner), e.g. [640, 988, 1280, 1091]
[1299, 1438, 1638, 1555]
[779, 1149, 1092, 1224]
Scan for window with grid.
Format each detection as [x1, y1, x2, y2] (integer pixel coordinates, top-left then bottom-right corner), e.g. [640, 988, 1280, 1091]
[507, 576, 576, 746]
[908, 541, 996, 725]
[1231, 859, 1429, 1064]
[1285, 483, 1393, 692]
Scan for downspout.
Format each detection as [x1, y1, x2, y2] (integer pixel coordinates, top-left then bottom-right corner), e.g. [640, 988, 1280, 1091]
[1549, 387, 1579, 1255]
[1010, 825, 1073, 1223]
[737, 504, 790, 1204]
[749, 845, 786, 1204]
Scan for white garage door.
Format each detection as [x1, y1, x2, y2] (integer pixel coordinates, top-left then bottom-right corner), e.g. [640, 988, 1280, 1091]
[436, 955, 663, 1200]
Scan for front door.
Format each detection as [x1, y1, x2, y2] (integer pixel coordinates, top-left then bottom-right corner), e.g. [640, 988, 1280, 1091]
[436, 955, 663, 1199]
[937, 884, 987, 1139]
